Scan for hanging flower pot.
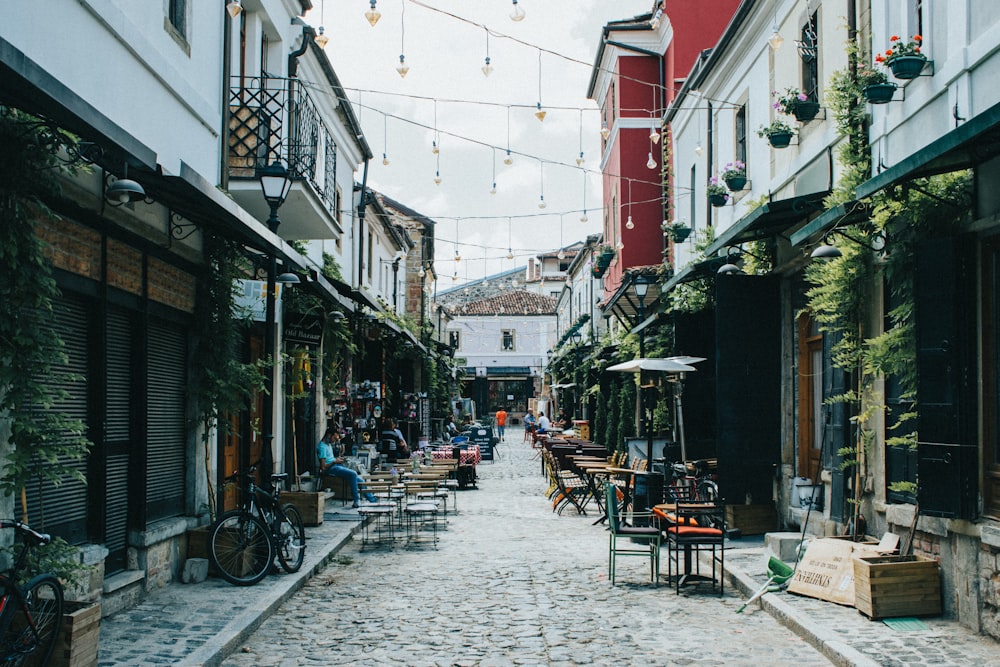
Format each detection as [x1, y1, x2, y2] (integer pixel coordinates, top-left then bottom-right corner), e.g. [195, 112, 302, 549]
[863, 82, 898, 104]
[709, 193, 728, 208]
[887, 54, 926, 80]
[668, 225, 692, 243]
[592, 265, 605, 278]
[767, 131, 794, 149]
[723, 175, 747, 191]
[793, 101, 821, 122]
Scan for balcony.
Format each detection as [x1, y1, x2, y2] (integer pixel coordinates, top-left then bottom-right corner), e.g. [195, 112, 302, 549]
[227, 76, 342, 241]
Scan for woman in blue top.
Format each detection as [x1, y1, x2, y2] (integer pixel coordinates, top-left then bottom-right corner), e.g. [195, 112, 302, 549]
[317, 428, 376, 508]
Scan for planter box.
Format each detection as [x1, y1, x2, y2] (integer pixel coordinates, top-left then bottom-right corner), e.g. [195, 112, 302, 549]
[888, 55, 927, 80]
[725, 504, 776, 536]
[282, 491, 325, 526]
[864, 83, 897, 104]
[51, 600, 101, 667]
[853, 554, 941, 620]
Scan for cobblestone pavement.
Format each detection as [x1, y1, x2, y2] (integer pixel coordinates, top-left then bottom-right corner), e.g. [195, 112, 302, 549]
[220, 442, 829, 667]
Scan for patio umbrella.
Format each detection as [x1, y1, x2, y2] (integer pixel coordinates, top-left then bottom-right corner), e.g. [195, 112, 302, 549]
[606, 357, 705, 462]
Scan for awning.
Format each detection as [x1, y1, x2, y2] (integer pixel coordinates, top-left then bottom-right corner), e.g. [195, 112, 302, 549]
[856, 99, 1000, 199]
[703, 191, 829, 258]
[788, 200, 874, 247]
[604, 271, 662, 330]
[379, 317, 427, 353]
[661, 256, 728, 293]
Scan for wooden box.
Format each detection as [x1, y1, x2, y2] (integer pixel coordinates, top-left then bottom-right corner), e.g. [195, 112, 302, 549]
[282, 491, 325, 526]
[853, 554, 941, 619]
[51, 600, 101, 667]
[725, 504, 777, 535]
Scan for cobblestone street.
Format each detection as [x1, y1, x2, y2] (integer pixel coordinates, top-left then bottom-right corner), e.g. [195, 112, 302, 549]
[220, 441, 829, 666]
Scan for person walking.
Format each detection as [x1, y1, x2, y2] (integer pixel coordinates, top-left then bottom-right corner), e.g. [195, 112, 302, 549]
[495, 406, 508, 442]
[317, 428, 376, 508]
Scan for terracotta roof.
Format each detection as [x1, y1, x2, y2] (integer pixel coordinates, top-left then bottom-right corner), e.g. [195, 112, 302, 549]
[445, 290, 556, 316]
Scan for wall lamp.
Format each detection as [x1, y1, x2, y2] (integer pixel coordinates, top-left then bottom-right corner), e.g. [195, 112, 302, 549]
[105, 165, 147, 206]
[810, 229, 886, 260]
[717, 245, 765, 274]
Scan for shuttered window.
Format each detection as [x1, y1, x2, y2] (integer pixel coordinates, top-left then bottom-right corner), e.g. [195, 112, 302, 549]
[26, 295, 91, 542]
[104, 307, 134, 570]
[145, 319, 188, 521]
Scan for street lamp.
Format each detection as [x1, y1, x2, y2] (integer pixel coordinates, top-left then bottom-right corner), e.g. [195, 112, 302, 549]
[258, 160, 292, 477]
[631, 274, 653, 443]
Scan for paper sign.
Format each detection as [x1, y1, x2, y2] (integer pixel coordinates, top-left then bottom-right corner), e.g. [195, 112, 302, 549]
[788, 538, 884, 606]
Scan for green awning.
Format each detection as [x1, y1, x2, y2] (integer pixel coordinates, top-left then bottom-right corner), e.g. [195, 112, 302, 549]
[788, 200, 873, 247]
[661, 256, 728, 293]
[855, 99, 1000, 199]
[703, 191, 828, 257]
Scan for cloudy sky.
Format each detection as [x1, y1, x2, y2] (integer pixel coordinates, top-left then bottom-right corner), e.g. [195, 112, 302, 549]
[313, 0, 653, 287]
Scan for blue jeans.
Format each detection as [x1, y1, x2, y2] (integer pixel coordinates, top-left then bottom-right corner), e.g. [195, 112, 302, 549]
[324, 464, 360, 503]
[498, 425, 505, 440]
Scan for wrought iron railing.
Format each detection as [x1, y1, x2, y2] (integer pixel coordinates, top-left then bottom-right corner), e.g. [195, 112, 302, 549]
[228, 76, 338, 217]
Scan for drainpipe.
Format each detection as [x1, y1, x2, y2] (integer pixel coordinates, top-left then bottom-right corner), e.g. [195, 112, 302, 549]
[220, 3, 232, 189]
[706, 100, 714, 231]
[355, 158, 370, 286]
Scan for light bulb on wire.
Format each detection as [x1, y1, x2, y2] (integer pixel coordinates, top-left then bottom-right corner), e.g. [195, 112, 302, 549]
[396, 55, 409, 78]
[580, 211, 588, 223]
[490, 182, 497, 195]
[538, 195, 546, 209]
[226, 0, 242, 18]
[649, 127, 660, 145]
[695, 143, 703, 156]
[434, 171, 441, 186]
[535, 103, 546, 122]
[382, 153, 390, 166]
[600, 122, 611, 140]
[646, 152, 657, 169]
[506, 248, 513, 260]
[626, 215, 635, 230]
[432, 140, 438, 155]
[576, 152, 585, 166]
[510, 0, 525, 22]
[482, 57, 494, 77]
[365, 0, 381, 26]
[503, 150, 513, 166]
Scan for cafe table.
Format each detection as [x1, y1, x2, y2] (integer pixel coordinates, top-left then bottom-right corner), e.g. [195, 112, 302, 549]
[652, 502, 722, 587]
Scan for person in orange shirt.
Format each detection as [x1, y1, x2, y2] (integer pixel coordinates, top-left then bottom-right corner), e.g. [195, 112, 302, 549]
[495, 406, 508, 442]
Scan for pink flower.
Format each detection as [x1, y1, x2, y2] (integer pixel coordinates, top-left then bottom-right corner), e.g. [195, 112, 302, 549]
[797, 93, 808, 101]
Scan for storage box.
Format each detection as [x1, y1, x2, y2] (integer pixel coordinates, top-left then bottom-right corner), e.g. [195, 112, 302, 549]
[51, 600, 101, 667]
[282, 491, 325, 526]
[853, 554, 941, 620]
[725, 504, 777, 535]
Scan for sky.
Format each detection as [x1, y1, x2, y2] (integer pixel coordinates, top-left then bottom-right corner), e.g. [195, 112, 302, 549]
[311, 0, 654, 288]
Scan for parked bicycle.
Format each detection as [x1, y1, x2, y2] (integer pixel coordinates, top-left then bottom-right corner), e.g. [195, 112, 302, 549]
[664, 459, 719, 503]
[0, 520, 64, 666]
[209, 463, 306, 586]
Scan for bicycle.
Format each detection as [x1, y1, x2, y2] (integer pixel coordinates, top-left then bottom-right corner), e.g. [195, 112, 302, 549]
[0, 520, 64, 666]
[209, 464, 306, 586]
[664, 459, 719, 503]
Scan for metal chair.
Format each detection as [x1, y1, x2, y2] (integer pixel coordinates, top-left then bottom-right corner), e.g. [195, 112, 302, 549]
[604, 483, 660, 585]
[662, 501, 725, 594]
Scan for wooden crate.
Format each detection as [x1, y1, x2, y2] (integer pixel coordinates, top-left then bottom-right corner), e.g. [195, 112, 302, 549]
[282, 491, 325, 526]
[853, 554, 941, 619]
[51, 600, 101, 667]
[725, 504, 777, 535]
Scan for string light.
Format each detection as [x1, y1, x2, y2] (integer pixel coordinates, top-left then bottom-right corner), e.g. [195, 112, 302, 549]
[482, 27, 494, 77]
[365, 0, 381, 27]
[646, 152, 657, 170]
[490, 148, 497, 194]
[226, 0, 242, 18]
[396, 1, 409, 77]
[768, 8, 784, 51]
[576, 110, 585, 165]
[557, 214, 566, 259]
[510, 0, 525, 22]
[432, 101, 439, 154]
[625, 178, 634, 229]
[600, 121, 611, 141]
[454, 219, 461, 262]
[382, 113, 390, 165]
[538, 162, 546, 209]
[534, 51, 546, 121]
[507, 218, 514, 260]
[314, 1, 328, 48]
[580, 169, 588, 223]
[504, 106, 513, 165]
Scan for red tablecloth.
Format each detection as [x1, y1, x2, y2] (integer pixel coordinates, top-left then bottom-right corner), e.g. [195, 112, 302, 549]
[432, 446, 481, 466]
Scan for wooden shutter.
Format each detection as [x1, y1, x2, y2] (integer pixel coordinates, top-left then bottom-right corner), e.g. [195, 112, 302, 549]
[715, 275, 781, 504]
[915, 235, 977, 519]
[104, 307, 134, 572]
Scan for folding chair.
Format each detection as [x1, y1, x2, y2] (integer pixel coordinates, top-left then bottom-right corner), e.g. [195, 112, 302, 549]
[605, 483, 660, 585]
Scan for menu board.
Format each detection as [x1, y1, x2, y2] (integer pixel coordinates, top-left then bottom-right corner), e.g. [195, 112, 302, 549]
[419, 395, 430, 441]
[469, 426, 494, 462]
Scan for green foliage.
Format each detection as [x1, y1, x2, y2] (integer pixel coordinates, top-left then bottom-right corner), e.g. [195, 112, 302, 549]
[322, 252, 345, 282]
[1, 535, 93, 589]
[0, 109, 91, 517]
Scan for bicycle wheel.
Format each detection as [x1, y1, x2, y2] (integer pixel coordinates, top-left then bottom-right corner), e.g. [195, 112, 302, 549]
[275, 503, 306, 573]
[209, 510, 274, 586]
[696, 479, 719, 503]
[2, 573, 63, 667]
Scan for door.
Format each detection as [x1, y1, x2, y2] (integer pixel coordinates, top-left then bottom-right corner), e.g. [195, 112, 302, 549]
[715, 275, 781, 505]
[796, 313, 824, 480]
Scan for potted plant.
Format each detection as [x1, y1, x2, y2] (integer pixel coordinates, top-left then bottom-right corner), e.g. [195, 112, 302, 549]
[594, 244, 616, 270]
[858, 64, 897, 104]
[720, 161, 747, 191]
[773, 87, 820, 122]
[757, 118, 796, 148]
[664, 221, 692, 243]
[706, 178, 729, 207]
[876, 34, 926, 79]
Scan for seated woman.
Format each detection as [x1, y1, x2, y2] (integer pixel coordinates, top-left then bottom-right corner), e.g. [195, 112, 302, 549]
[317, 428, 376, 508]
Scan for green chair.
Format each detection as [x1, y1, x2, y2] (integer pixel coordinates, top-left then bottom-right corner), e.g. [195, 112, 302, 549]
[605, 483, 660, 585]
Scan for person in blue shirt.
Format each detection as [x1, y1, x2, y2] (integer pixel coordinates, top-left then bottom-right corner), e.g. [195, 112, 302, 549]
[317, 428, 376, 508]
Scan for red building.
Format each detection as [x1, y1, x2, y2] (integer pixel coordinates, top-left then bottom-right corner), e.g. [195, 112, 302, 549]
[587, 0, 740, 304]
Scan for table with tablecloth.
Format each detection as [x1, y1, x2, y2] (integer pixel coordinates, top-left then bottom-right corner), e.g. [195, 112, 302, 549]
[431, 445, 481, 466]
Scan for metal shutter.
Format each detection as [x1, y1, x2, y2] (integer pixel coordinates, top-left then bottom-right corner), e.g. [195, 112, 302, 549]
[26, 295, 90, 541]
[145, 319, 187, 521]
[104, 308, 133, 571]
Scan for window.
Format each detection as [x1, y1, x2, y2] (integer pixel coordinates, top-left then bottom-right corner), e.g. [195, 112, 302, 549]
[168, 0, 186, 39]
[800, 12, 819, 100]
[502, 330, 516, 351]
[449, 330, 461, 350]
[735, 105, 747, 167]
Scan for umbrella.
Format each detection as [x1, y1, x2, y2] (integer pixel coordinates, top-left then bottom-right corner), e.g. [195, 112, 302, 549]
[606, 357, 701, 374]
[606, 357, 705, 462]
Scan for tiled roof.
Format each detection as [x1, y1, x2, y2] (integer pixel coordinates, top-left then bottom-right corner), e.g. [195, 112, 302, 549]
[445, 290, 556, 316]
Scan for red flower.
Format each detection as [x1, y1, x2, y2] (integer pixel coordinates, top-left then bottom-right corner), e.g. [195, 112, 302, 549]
[914, 46, 921, 53]
[875, 55, 884, 63]
[913, 34, 922, 42]
[885, 49, 893, 56]
[890, 35, 900, 41]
